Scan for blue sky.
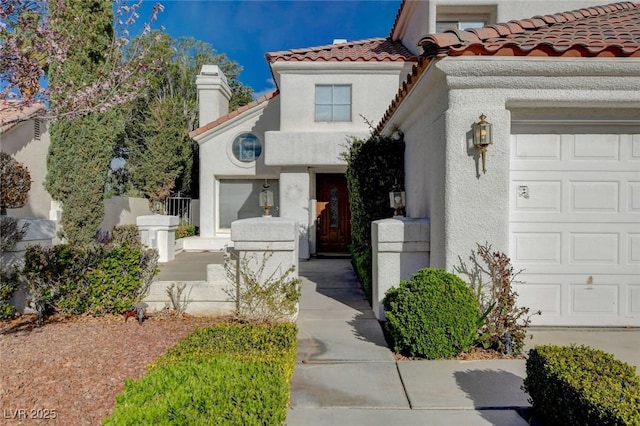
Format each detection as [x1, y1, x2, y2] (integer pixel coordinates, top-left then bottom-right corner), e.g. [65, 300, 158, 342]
[137, 0, 402, 97]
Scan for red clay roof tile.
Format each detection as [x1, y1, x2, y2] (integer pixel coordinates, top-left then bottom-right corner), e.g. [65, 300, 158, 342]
[419, 2, 640, 58]
[189, 90, 279, 139]
[266, 37, 417, 63]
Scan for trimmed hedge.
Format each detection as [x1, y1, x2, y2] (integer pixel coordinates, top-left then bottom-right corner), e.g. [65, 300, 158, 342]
[345, 132, 404, 301]
[22, 242, 158, 317]
[104, 322, 298, 425]
[383, 268, 479, 359]
[523, 344, 640, 426]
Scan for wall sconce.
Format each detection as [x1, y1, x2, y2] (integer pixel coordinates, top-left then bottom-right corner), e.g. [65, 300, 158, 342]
[259, 180, 273, 216]
[389, 181, 406, 217]
[153, 199, 164, 215]
[472, 113, 493, 174]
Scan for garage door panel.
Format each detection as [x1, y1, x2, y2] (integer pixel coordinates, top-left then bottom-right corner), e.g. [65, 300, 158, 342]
[571, 233, 618, 264]
[571, 181, 618, 212]
[630, 234, 640, 264]
[514, 282, 561, 316]
[629, 285, 640, 315]
[510, 131, 639, 326]
[571, 284, 618, 316]
[630, 182, 640, 212]
[572, 134, 620, 160]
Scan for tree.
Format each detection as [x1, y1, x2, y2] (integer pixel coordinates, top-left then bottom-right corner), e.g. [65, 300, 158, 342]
[0, 0, 164, 126]
[0, 152, 31, 215]
[115, 35, 253, 201]
[45, 0, 124, 244]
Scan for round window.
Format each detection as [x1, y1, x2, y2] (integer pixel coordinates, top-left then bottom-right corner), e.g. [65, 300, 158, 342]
[231, 133, 262, 163]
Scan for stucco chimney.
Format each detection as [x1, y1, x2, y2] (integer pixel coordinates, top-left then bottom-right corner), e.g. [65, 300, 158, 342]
[196, 65, 232, 126]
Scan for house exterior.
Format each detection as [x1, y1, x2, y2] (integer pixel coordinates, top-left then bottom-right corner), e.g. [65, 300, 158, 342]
[0, 102, 52, 219]
[380, 1, 640, 326]
[190, 0, 639, 326]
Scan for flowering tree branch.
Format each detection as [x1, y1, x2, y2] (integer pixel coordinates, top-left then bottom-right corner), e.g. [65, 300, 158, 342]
[0, 0, 164, 126]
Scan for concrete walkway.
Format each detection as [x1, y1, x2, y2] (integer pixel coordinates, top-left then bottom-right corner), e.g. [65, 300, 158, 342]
[287, 258, 640, 426]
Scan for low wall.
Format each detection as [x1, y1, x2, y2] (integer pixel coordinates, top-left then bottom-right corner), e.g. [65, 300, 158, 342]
[100, 196, 153, 232]
[144, 264, 235, 315]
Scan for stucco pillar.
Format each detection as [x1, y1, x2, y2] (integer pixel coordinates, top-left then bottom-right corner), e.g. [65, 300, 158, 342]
[136, 215, 179, 263]
[279, 169, 310, 260]
[230, 217, 299, 304]
[196, 65, 232, 126]
[372, 217, 430, 320]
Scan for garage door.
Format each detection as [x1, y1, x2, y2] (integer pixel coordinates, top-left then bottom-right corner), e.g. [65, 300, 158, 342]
[509, 128, 640, 326]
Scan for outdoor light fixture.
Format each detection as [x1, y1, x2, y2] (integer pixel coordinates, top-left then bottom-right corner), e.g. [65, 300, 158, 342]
[472, 113, 493, 174]
[389, 181, 406, 217]
[259, 179, 273, 216]
[153, 200, 163, 215]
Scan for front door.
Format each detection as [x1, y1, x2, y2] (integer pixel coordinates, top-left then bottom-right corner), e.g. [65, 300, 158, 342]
[316, 174, 351, 253]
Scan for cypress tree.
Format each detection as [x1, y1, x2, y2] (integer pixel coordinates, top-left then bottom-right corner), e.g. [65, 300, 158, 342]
[46, 0, 124, 243]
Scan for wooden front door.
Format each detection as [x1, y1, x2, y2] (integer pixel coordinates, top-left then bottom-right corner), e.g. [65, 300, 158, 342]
[316, 174, 351, 253]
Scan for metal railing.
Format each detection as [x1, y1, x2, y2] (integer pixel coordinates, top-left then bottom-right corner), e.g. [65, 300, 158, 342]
[165, 193, 192, 225]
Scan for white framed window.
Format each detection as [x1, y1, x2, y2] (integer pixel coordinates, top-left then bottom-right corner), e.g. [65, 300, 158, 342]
[315, 85, 351, 122]
[436, 19, 487, 32]
[231, 133, 262, 163]
[218, 179, 279, 229]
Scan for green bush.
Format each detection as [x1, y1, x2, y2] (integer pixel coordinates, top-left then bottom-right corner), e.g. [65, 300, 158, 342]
[111, 225, 140, 246]
[175, 224, 196, 239]
[383, 268, 479, 359]
[0, 268, 20, 320]
[105, 323, 298, 426]
[21, 242, 158, 319]
[344, 131, 404, 301]
[523, 345, 640, 426]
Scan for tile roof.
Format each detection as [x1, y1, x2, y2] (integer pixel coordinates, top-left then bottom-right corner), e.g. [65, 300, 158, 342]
[189, 90, 279, 139]
[378, 2, 640, 133]
[419, 1, 640, 58]
[0, 101, 45, 134]
[389, 0, 408, 38]
[266, 37, 417, 63]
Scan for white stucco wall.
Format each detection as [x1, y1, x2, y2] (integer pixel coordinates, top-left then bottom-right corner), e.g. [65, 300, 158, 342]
[274, 62, 410, 133]
[385, 56, 640, 270]
[195, 96, 281, 240]
[2, 119, 52, 219]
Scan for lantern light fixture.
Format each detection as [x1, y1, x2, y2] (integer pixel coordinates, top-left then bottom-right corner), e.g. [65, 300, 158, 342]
[472, 113, 493, 174]
[259, 179, 274, 216]
[389, 181, 406, 217]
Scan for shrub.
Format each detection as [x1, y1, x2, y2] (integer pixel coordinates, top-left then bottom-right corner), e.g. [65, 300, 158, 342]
[0, 268, 20, 320]
[0, 216, 29, 252]
[0, 152, 31, 215]
[455, 243, 541, 354]
[523, 345, 640, 425]
[175, 224, 196, 239]
[105, 322, 298, 426]
[224, 251, 301, 323]
[21, 242, 158, 321]
[111, 224, 140, 246]
[383, 268, 479, 359]
[344, 129, 404, 301]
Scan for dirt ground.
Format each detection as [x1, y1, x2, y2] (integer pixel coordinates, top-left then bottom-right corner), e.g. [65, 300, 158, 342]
[0, 313, 227, 425]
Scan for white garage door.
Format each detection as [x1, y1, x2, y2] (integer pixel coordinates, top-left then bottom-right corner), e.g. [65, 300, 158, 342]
[510, 128, 640, 326]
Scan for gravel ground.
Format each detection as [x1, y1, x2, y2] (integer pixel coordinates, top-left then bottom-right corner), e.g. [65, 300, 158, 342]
[0, 313, 227, 425]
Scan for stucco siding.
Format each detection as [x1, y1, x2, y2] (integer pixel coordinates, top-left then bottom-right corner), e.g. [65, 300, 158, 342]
[2, 119, 52, 219]
[277, 65, 407, 133]
[385, 56, 640, 271]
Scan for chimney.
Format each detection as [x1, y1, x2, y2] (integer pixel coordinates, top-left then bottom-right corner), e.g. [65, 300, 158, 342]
[196, 65, 232, 126]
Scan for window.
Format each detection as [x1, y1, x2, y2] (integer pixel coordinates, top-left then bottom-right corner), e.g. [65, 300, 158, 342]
[315, 85, 351, 122]
[436, 19, 487, 32]
[218, 179, 279, 229]
[231, 133, 262, 163]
